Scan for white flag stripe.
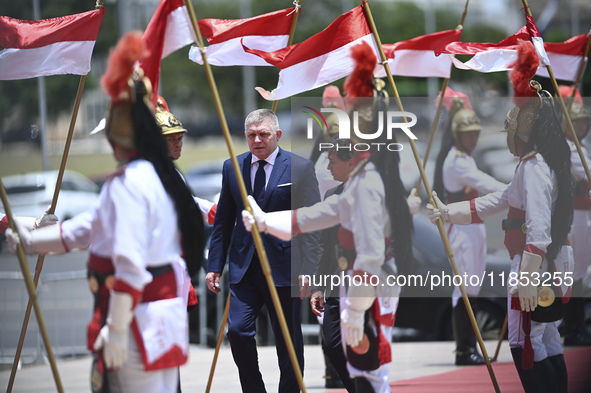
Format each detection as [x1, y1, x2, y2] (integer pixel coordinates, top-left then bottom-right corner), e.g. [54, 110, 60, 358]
[532, 36, 550, 66]
[162, 5, 196, 59]
[536, 53, 583, 81]
[189, 35, 289, 66]
[449, 50, 517, 73]
[0, 41, 95, 80]
[374, 49, 453, 78]
[256, 34, 379, 101]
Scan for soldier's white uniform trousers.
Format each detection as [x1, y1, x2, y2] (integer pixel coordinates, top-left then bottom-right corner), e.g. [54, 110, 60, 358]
[471, 153, 573, 393]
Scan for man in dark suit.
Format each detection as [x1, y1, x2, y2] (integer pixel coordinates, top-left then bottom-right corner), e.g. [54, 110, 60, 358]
[206, 109, 320, 393]
[309, 141, 355, 392]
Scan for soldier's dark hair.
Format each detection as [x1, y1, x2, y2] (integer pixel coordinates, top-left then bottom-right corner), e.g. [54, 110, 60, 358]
[524, 95, 573, 262]
[370, 93, 414, 275]
[130, 82, 205, 278]
[328, 137, 354, 161]
[433, 114, 455, 204]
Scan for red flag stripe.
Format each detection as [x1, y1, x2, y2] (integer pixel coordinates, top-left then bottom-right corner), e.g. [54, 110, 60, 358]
[383, 29, 461, 57]
[198, 8, 295, 44]
[437, 25, 530, 56]
[243, 6, 370, 70]
[545, 33, 590, 56]
[0, 8, 105, 49]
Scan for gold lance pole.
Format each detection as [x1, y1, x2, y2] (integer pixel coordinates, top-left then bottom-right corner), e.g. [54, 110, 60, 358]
[183, 1, 307, 392]
[0, 179, 64, 393]
[272, 0, 301, 113]
[205, 291, 231, 393]
[6, 2, 105, 391]
[361, 2, 501, 392]
[415, 0, 470, 195]
[493, 315, 508, 362]
[521, 0, 591, 185]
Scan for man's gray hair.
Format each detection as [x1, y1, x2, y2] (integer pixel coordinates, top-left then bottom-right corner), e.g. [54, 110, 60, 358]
[245, 109, 279, 132]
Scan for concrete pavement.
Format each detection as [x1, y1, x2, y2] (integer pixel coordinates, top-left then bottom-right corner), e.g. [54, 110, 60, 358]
[1, 340, 514, 392]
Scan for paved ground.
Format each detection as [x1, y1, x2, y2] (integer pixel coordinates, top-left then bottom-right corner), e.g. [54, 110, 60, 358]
[1, 340, 514, 393]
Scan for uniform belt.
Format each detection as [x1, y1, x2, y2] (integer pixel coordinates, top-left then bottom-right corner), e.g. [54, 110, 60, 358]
[501, 218, 527, 233]
[336, 245, 393, 271]
[147, 264, 173, 277]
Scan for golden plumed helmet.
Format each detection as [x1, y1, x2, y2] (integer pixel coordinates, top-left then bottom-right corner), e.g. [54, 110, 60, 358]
[558, 85, 590, 137]
[503, 40, 550, 155]
[321, 86, 345, 142]
[101, 31, 153, 150]
[449, 98, 481, 143]
[155, 97, 187, 135]
[343, 42, 387, 145]
[569, 101, 590, 123]
[504, 80, 551, 148]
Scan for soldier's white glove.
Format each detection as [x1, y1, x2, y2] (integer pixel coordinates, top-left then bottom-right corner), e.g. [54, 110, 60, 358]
[426, 191, 472, 225]
[241, 195, 292, 241]
[341, 281, 376, 347]
[93, 291, 134, 369]
[407, 188, 421, 216]
[35, 206, 59, 228]
[5, 221, 66, 255]
[509, 251, 542, 312]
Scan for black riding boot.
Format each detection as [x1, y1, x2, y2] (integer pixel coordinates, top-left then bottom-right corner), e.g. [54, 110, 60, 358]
[354, 378, 375, 393]
[453, 299, 486, 365]
[563, 280, 591, 346]
[548, 354, 568, 393]
[511, 347, 559, 393]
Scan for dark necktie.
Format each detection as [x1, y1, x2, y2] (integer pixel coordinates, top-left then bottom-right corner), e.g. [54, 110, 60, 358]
[253, 160, 267, 203]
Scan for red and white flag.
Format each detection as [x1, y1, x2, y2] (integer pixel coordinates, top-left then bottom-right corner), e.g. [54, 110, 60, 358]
[0, 8, 105, 80]
[374, 28, 462, 78]
[188, 8, 296, 67]
[536, 32, 590, 81]
[438, 15, 551, 74]
[243, 6, 379, 101]
[140, 0, 196, 105]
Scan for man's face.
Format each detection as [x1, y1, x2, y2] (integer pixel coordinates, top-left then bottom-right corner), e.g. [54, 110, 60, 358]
[327, 150, 353, 183]
[573, 118, 590, 140]
[246, 122, 282, 160]
[458, 130, 480, 154]
[165, 132, 184, 160]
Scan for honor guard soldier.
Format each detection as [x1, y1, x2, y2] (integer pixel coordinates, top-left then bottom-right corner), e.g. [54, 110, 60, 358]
[432, 89, 506, 365]
[428, 41, 573, 393]
[6, 32, 205, 393]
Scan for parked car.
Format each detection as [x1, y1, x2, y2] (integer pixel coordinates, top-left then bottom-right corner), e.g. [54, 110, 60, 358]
[394, 215, 509, 342]
[184, 160, 224, 204]
[2, 170, 100, 221]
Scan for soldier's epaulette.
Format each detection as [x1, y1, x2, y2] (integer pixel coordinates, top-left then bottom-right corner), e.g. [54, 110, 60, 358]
[520, 150, 537, 162]
[107, 164, 129, 180]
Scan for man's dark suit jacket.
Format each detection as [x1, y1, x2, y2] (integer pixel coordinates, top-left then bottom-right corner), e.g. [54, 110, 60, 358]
[208, 147, 320, 287]
[312, 183, 345, 298]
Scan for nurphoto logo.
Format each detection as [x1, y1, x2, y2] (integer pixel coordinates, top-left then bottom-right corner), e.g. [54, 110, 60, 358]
[303, 106, 418, 152]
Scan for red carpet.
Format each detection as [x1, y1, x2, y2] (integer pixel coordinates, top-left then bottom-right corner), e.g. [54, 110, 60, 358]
[328, 347, 591, 393]
[384, 347, 591, 392]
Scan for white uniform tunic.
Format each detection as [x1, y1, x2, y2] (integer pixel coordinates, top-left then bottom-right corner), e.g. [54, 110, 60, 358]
[295, 160, 398, 393]
[474, 153, 573, 361]
[442, 146, 505, 301]
[61, 160, 189, 393]
[567, 140, 591, 280]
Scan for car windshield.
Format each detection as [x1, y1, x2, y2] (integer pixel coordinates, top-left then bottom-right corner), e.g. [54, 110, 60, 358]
[5, 184, 46, 194]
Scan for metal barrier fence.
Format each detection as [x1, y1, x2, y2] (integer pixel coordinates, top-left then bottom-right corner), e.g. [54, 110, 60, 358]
[0, 270, 91, 367]
[0, 268, 321, 368]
